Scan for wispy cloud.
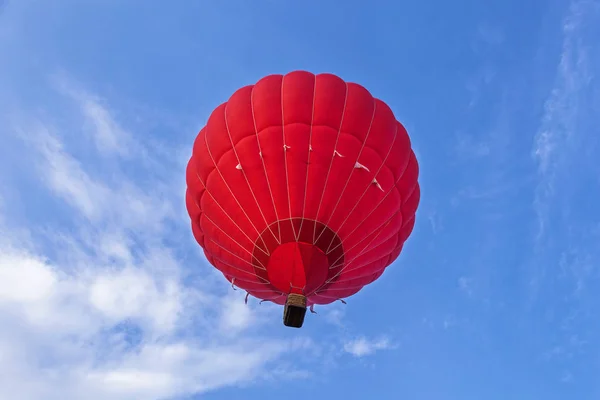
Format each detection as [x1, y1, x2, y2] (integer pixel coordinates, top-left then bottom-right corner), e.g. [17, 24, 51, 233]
[0, 76, 322, 400]
[343, 336, 395, 357]
[529, 0, 600, 383]
[323, 307, 346, 328]
[530, 0, 600, 306]
[25, 126, 112, 221]
[53, 75, 135, 157]
[533, 0, 599, 241]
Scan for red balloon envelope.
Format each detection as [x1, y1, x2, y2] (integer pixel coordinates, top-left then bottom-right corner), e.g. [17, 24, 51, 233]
[185, 71, 420, 327]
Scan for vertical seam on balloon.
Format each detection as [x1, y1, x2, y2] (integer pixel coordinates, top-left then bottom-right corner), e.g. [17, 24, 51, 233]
[249, 288, 287, 293]
[263, 294, 287, 305]
[203, 129, 271, 258]
[194, 168, 269, 260]
[250, 84, 282, 244]
[205, 214, 285, 296]
[216, 262, 284, 295]
[328, 206, 401, 269]
[334, 269, 384, 286]
[328, 220, 393, 281]
[245, 292, 284, 299]
[316, 283, 368, 293]
[325, 124, 399, 254]
[312, 81, 349, 244]
[297, 73, 317, 242]
[207, 248, 271, 283]
[247, 290, 288, 297]
[328, 177, 418, 271]
[207, 238, 268, 273]
[311, 293, 349, 300]
[281, 73, 297, 241]
[334, 247, 396, 280]
[289, 242, 296, 294]
[332, 223, 401, 273]
[313, 96, 378, 246]
[204, 213, 267, 270]
[194, 170, 255, 245]
[326, 168, 402, 257]
[223, 101, 274, 255]
[308, 217, 394, 296]
[347, 231, 401, 274]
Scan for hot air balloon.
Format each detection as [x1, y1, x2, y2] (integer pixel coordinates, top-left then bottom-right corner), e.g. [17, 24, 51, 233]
[185, 71, 420, 328]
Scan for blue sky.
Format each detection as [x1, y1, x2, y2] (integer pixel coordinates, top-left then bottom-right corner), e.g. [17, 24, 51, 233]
[0, 0, 599, 399]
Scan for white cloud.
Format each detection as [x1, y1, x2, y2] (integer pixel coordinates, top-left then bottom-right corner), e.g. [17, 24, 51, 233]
[88, 267, 182, 334]
[343, 336, 394, 357]
[0, 77, 320, 400]
[12, 123, 102, 220]
[218, 291, 256, 334]
[0, 251, 56, 303]
[324, 307, 346, 327]
[54, 75, 134, 157]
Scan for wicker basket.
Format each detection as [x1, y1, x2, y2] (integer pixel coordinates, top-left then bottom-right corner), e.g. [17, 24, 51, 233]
[283, 294, 307, 328]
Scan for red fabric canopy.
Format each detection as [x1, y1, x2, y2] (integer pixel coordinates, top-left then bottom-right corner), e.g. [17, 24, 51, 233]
[186, 71, 420, 306]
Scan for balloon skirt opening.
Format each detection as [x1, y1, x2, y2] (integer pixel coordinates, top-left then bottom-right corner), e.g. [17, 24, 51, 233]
[283, 294, 307, 328]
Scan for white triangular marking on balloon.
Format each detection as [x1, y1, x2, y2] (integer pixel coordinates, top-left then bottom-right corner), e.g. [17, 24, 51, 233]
[372, 178, 384, 191]
[354, 161, 370, 172]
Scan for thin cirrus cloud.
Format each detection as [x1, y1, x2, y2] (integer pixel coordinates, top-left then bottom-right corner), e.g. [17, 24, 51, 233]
[343, 336, 395, 357]
[527, 0, 600, 381]
[532, 0, 598, 241]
